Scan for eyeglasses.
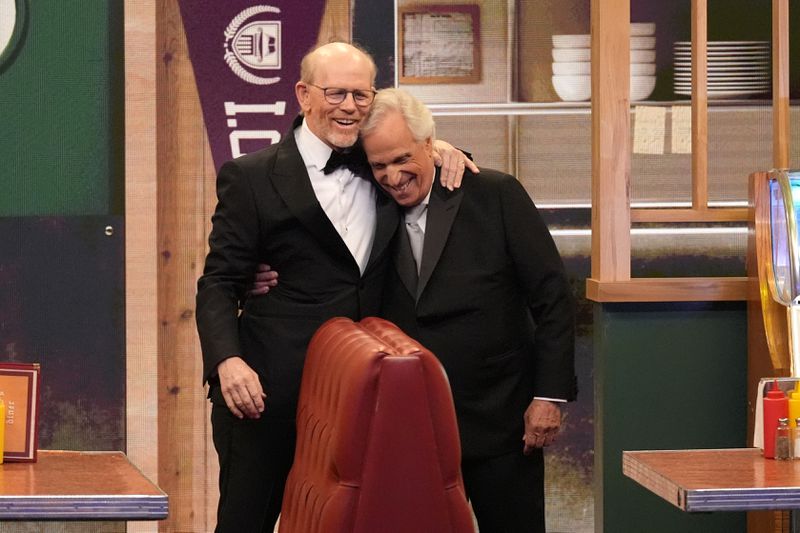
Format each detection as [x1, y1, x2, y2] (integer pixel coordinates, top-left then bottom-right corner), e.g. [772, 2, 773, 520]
[307, 83, 376, 106]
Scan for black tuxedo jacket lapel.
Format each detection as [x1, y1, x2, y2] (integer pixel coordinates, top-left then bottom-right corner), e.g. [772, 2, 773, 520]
[268, 116, 399, 274]
[369, 192, 401, 274]
[417, 179, 463, 299]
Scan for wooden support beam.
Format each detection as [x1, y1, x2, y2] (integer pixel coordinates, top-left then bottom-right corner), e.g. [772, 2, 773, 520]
[590, 0, 631, 282]
[772, 0, 790, 168]
[691, 0, 708, 210]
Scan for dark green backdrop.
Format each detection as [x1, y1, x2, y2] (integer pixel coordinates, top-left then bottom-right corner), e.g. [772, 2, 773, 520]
[0, 0, 125, 451]
[595, 302, 748, 532]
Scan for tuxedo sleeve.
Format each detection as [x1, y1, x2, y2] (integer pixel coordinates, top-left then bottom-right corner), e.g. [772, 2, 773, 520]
[196, 159, 261, 383]
[499, 175, 577, 401]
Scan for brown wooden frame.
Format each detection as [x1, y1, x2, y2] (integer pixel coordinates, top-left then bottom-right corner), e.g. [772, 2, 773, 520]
[398, 4, 481, 84]
[587, 0, 791, 303]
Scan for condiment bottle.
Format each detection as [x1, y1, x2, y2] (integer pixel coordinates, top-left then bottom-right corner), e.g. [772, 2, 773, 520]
[764, 379, 789, 459]
[776, 417, 793, 460]
[788, 382, 800, 427]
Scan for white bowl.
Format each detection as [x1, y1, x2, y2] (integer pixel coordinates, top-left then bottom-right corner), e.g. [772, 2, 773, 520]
[551, 74, 657, 102]
[630, 62, 655, 75]
[552, 48, 591, 62]
[631, 22, 656, 36]
[631, 49, 656, 63]
[552, 75, 591, 102]
[552, 61, 591, 75]
[630, 75, 656, 101]
[630, 36, 656, 49]
[552, 34, 591, 48]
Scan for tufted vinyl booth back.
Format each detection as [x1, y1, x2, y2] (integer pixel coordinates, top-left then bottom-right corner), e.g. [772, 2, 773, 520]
[278, 316, 474, 533]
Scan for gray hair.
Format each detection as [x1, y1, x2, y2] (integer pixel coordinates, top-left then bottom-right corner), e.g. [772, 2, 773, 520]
[360, 88, 436, 142]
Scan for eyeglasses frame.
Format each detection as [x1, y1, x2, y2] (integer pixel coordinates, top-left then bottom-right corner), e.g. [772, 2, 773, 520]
[306, 83, 377, 107]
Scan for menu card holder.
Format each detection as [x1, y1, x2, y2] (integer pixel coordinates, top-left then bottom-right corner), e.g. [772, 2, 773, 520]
[0, 363, 41, 462]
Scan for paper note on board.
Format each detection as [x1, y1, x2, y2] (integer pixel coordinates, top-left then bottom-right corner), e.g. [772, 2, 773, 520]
[671, 105, 692, 154]
[632, 106, 666, 155]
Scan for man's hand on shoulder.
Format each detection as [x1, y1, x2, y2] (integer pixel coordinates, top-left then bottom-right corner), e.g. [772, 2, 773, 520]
[522, 399, 562, 454]
[217, 356, 266, 419]
[431, 139, 479, 191]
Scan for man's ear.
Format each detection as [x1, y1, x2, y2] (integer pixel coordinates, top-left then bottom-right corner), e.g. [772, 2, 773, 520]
[425, 137, 434, 157]
[295, 82, 310, 113]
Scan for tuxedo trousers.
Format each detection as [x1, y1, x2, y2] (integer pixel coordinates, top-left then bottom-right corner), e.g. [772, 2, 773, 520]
[210, 385, 296, 533]
[462, 448, 545, 533]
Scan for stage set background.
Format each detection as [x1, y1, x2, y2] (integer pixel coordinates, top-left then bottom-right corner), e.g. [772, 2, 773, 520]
[2, 0, 796, 531]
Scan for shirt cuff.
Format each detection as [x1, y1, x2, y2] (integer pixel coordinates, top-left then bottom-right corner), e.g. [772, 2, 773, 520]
[534, 396, 567, 403]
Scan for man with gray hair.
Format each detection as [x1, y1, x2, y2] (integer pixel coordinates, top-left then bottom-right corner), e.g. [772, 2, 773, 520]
[360, 88, 577, 533]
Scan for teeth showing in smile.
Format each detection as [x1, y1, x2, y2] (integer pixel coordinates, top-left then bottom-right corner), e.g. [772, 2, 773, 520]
[395, 180, 412, 192]
[335, 119, 355, 126]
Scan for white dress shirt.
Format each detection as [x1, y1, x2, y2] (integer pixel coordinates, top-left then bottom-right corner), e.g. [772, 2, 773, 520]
[294, 119, 376, 274]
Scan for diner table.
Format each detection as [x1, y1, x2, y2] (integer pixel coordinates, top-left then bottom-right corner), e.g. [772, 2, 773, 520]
[0, 450, 167, 520]
[623, 448, 800, 512]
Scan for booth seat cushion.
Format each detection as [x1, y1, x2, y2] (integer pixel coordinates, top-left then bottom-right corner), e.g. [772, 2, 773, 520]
[279, 317, 473, 533]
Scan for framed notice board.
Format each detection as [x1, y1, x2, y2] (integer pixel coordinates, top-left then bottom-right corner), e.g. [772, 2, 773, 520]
[399, 4, 481, 84]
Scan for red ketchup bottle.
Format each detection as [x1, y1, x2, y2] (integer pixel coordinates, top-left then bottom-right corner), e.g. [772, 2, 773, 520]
[764, 380, 789, 459]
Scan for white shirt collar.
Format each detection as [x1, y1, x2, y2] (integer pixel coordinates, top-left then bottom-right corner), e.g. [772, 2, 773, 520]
[295, 117, 335, 173]
[404, 184, 433, 234]
[405, 182, 433, 218]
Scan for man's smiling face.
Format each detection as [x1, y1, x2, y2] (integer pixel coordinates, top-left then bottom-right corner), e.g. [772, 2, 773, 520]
[362, 110, 435, 208]
[296, 45, 374, 150]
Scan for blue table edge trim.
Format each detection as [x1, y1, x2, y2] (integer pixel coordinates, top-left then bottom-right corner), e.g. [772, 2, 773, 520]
[0, 495, 168, 520]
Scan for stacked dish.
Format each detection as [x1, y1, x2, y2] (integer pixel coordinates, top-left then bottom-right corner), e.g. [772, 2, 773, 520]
[673, 41, 771, 99]
[629, 23, 657, 101]
[551, 23, 657, 102]
[551, 34, 592, 101]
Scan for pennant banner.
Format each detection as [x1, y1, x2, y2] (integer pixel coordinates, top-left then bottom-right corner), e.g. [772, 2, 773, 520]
[178, 1, 327, 172]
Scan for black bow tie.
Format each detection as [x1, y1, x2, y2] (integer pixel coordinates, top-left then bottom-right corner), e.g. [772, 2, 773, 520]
[323, 149, 367, 175]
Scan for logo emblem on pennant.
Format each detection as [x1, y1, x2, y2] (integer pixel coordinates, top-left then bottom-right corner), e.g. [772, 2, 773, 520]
[224, 5, 281, 85]
[0, 0, 26, 73]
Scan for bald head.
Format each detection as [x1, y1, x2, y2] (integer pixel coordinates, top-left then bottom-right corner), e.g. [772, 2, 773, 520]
[295, 42, 378, 150]
[300, 42, 377, 86]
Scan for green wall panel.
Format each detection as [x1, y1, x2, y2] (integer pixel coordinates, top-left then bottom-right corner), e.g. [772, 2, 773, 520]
[0, 0, 123, 216]
[595, 302, 747, 533]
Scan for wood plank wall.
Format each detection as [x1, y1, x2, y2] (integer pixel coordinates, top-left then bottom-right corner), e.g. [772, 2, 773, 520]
[124, 1, 159, 532]
[156, 1, 216, 530]
[126, 1, 350, 531]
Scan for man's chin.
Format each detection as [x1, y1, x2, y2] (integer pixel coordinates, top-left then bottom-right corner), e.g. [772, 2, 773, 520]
[393, 196, 414, 207]
[329, 133, 359, 149]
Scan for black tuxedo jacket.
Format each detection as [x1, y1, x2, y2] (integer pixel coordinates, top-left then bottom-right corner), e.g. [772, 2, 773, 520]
[196, 116, 400, 419]
[381, 168, 577, 458]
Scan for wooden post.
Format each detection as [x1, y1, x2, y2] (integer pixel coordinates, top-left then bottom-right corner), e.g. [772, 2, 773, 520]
[691, 0, 708, 210]
[124, 1, 160, 532]
[590, 0, 631, 282]
[772, 0, 790, 168]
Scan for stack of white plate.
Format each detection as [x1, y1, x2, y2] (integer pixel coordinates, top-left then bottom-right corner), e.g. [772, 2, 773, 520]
[551, 23, 657, 102]
[673, 41, 771, 99]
